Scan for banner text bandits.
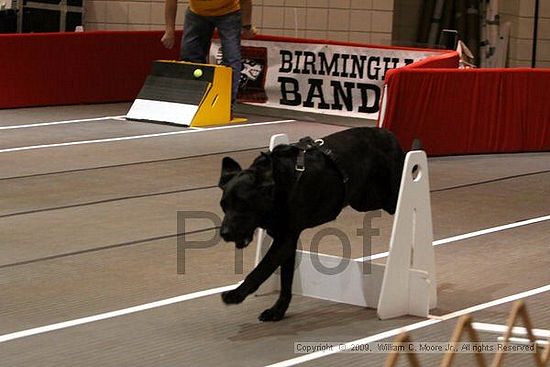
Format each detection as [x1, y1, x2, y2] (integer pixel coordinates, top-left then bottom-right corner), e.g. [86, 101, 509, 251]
[278, 50, 414, 114]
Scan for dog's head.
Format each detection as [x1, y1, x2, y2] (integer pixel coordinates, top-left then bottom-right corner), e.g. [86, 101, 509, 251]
[218, 155, 275, 248]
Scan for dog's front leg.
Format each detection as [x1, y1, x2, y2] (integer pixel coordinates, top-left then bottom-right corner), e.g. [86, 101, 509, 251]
[258, 249, 296, 321]
[221, 235, 297, 306]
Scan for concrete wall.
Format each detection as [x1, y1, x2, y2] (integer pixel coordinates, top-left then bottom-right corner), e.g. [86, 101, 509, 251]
[501, 0, 550, 67]
[84, 0, 395, 45]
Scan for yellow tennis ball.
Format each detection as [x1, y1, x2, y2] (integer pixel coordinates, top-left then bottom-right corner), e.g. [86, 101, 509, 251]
[193, 69, 203, 78]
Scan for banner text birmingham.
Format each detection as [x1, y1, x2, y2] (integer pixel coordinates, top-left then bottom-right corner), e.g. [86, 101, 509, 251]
[277, 50, 415, 113]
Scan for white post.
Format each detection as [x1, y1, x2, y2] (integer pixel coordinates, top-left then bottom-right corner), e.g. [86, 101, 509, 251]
[377, 150, 437, 319]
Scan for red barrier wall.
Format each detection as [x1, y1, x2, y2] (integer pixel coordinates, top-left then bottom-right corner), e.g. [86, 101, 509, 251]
[380, 66, 550, 156]
[0, 31, 447, 110]
[0, 31, 181, 109]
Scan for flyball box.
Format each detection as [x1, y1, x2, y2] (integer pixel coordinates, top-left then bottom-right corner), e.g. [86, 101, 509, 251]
[126, 61, 233, 127]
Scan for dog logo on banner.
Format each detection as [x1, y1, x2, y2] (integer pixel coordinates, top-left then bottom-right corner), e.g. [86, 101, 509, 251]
[215, 46, 268, 103]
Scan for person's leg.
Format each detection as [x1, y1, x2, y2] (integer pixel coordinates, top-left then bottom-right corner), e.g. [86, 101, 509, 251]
[180, 8, 215, 63]
[214, 10, 242, 109]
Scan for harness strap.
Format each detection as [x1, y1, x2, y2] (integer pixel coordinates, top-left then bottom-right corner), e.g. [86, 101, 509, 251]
[292, 137, 350, 205]
[317, 145, 350, 185]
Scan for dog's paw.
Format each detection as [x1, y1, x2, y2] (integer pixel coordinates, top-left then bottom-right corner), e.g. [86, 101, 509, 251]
[258, 308, 285, 322]
[221, 289, 246, 305]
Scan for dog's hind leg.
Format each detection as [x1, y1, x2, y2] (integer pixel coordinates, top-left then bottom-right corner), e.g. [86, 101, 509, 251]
[258, 250, 296, 321]
[221, 234, 298, 306]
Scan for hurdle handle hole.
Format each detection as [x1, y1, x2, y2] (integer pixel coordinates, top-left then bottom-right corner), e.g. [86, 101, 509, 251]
[411, 164, 422, 182]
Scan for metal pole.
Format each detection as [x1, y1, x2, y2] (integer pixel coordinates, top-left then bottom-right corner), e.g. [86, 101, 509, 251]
[16, 0, 22, 32]
[532, 0, 540, 68]
[60, 0, 67, 32]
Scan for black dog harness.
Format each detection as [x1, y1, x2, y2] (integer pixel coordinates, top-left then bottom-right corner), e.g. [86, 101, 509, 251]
[292, 137, 351, 204]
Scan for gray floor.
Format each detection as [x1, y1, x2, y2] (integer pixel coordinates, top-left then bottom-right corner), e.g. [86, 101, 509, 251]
[0, 103, 548, 367]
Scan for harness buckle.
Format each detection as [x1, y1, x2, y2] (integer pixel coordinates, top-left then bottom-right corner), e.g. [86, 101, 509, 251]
[295, 148, 306, 172]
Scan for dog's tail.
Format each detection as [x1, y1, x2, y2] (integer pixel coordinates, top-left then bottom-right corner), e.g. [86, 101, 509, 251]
[411, 138, 423, 151]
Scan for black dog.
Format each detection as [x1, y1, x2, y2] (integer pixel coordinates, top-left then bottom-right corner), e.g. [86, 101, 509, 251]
[218, 127, 405, 321]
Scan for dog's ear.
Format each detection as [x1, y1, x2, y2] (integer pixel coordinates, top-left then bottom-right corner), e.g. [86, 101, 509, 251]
[219, 157, 242, 188]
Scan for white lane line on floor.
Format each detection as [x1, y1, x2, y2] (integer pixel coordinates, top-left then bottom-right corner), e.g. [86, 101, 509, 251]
[0, 120, 296, 154]
[0, 214, 547, 344]
[265, 284, 550, 367]
[0, 116, 126, 130]
[432, 214, 550, 246]
[0, 282, 241, 344]
[354, 214, 550, 262]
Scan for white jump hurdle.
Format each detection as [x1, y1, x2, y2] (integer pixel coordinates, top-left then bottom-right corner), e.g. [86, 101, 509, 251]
[254, 133, 437, 319]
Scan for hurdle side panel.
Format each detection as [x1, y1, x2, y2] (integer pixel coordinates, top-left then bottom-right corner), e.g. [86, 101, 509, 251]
[410, 152, 437, 309]
[377, 150, 437, 320]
